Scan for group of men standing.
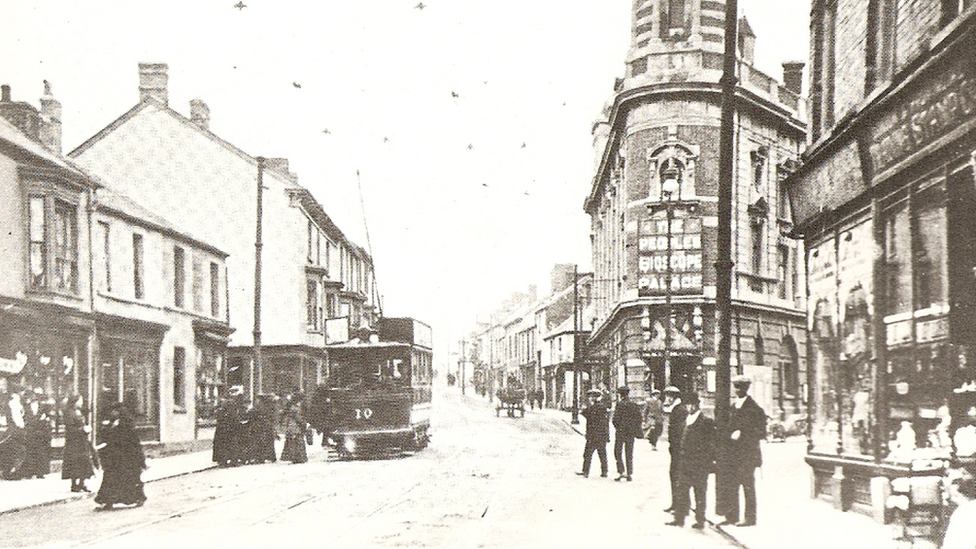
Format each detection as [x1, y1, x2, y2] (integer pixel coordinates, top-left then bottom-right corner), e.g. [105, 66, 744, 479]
[576, 375, 767, 531]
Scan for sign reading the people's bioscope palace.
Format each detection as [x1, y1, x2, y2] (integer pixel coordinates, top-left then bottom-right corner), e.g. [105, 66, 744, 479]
[638, 214, 703, 296]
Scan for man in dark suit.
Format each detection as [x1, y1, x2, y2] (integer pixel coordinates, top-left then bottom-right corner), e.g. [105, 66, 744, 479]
[612, 386, 643, 481]
[719, 375, 767, 527]
[576, 389, 609, 478]
[662, 386, 686, 512]
[666, 391, 715, 530]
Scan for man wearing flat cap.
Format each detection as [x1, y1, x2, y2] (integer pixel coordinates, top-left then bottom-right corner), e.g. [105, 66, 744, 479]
[576, 388, 609, 478]
[718, 375, 767, 527]
[611, 386, 642, 481]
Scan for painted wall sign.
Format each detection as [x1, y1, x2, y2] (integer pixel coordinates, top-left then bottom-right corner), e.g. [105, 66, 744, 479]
[637, 214, 703, 296]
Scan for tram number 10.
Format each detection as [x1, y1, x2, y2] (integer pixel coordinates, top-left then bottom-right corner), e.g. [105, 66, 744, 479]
[355, 408, 374, 420]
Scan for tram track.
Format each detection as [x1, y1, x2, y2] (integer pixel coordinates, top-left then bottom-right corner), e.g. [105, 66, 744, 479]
[73, 391, 477, 548]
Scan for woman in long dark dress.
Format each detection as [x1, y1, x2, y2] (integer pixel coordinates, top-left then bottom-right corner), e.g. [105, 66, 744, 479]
[95, 403, 146, 510]
[61, 394, 96, 492]
[280, 399, 308, 464]
[22, 392, 52, 479]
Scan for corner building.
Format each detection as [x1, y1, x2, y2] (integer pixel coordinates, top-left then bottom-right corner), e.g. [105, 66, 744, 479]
[785, 0, 976, 521]
[585, 0, 808, 418]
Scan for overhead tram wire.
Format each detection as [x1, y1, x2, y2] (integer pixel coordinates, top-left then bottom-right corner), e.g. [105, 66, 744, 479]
[356, 169, 382, 318]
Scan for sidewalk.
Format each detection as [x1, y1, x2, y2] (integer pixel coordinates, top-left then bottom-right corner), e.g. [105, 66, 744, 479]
[523, 402, 894, 549]
[0, 437, 326, 516]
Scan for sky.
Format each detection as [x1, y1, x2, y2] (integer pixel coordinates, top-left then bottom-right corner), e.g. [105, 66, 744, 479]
[0, 0, 809, 365]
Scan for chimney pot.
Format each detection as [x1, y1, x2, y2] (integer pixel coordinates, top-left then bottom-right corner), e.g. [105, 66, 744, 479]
[138, 63, 169, 106]
[39, 81, 62, 155]
[1, 85, 10, 102]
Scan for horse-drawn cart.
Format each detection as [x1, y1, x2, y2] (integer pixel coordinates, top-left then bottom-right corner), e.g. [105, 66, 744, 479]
[495, 387, 526, 418]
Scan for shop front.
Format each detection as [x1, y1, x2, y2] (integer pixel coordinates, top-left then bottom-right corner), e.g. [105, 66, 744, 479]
[0, 300, 93, 436]
[789, 24, 976, 521]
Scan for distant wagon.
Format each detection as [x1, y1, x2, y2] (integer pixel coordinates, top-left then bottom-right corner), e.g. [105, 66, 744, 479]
[307, 318, 433, 459]
[495, 386, 526, 418]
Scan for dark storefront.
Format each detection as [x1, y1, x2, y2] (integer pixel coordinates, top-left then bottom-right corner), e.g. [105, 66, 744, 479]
[788, 20, 976, 519]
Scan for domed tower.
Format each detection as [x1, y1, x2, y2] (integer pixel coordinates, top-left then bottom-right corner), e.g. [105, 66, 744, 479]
[583, 0, 808, 418]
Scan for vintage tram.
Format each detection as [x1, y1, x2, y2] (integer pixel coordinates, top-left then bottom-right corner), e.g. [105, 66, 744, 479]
[308, 318, 432, 458]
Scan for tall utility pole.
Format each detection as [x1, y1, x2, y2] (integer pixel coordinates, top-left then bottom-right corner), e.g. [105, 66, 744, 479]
[571, 264, 580, 424]
[715, 0, 739, 515]
[252, 156, 265, 404]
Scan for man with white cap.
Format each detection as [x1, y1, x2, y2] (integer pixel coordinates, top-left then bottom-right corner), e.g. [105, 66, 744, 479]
[718, 375, 767, 527]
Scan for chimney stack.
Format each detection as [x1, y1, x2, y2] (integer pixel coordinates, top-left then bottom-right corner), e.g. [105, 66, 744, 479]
[189, 99, 210, 131]
[39, 80, 62, 155]
[782, 61, 805, 95]
[0, 85, 41, 140]
[138, 63, 169, 105]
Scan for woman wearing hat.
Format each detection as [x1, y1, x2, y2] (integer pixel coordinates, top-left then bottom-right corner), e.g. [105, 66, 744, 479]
[95, 403, 146, 510]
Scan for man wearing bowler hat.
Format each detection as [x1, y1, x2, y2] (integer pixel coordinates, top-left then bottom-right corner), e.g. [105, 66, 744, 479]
[718, 375, 767, 527]
[611, 386, 642, 481]
[666, 391, 715, 529]
[576, 388, 609, 478]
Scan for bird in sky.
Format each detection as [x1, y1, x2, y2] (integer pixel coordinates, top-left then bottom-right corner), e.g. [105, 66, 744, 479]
[382, 137, 390, 143]
[415, 2, 426, 10]
[467, 144, 474, 150]
[521, 142, 526, 149]
[233, 1, 247, 9]
[321, 128, 331, 135]
[481, 183, 488, 187]
[293, 82, 302, 89]
[451, 91, 459, 99]
[523, 190, 530, 196]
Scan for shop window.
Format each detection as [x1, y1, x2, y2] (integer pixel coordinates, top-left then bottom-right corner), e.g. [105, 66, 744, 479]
[132, 234, 144, 300]
[883, 197, 912, 316]
[173, 346, 185, 408]
[913, 183, 948, 312]
[210, 262, 220, 318]
[174, 246, 185, 308]
[196, 346, 222, 426]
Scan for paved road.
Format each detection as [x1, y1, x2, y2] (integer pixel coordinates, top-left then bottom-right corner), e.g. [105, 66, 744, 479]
[0, 389, 737, 548]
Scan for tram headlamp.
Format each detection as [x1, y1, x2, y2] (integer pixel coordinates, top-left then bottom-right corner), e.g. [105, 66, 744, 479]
[343, 437, 356, 453]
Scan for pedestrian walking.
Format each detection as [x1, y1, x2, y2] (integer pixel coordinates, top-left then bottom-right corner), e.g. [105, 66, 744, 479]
[61, 394, 96, 493]
[280, 395, 309, 464]
[94, 403, 146, 510]
[576, 388, 609, 478]
[246, 394, 278, 464]
[22, 390, 52, 479]
[662, 386, 686, 512]
[212, 386, 246, 467]
[718, 375, 767, 527]
[666, 391, 715, 530]
[643, 389, 664, 450]
[1, 391, 26, 480]
[612, 386, 642, 481]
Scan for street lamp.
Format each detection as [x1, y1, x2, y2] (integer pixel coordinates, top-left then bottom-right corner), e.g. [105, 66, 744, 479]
[661, 169, 680, 390]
